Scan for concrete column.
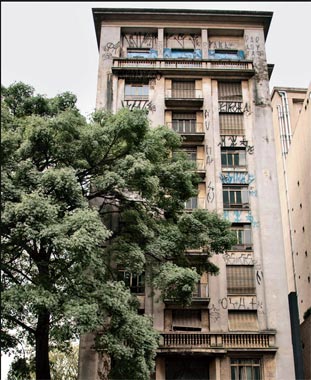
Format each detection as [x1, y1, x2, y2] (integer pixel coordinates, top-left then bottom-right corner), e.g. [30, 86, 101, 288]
[96, 26, 121, 111]
[158, 28, 164, 58]
[156, 357, 166, 380]
[201, 29, 208, 59]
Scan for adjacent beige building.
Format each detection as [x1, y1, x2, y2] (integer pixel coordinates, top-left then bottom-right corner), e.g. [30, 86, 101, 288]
[271, 85, 311, 380]
[79, 8, 297, 380]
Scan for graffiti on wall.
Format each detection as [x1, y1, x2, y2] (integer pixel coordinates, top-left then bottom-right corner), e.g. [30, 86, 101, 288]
[103, 41, 121, 60]
[218, 101, 251, 115]
[218, 296, 264, 312]
[166, 33, 201, 49]
[219, 172, 255, 185]
[123, 33, 157, 48]
[207, 181, 215, 203]
[218, 135, 254, 154]
[121, 100, 156, 113]
[244, 35, 263, 58]
[206, 145, 214, 165]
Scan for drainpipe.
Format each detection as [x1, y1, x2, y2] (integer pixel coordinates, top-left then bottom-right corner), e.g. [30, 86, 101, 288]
[278, 91, 292, 153]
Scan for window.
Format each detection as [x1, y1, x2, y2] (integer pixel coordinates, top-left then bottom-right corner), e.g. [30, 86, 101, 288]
[124, 83, 149, 100]
[172, 310, 201, 331]
[227, 266, 256, 295]
[231, 359, 261, 380]
[228, 311, 258, 332]
[219, 114, 244, 135]
[127, 48, 157, 59]
[118, 271, 145, 294]
[223, 186, 249, 209]
[231, 224, 252, 250]
[172, 112, 197, 133]
[221, 149, 246, 167]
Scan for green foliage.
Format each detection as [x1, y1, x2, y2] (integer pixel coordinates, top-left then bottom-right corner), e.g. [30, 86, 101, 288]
[153, 263, 201, 306]
[1, 82, 235, 380]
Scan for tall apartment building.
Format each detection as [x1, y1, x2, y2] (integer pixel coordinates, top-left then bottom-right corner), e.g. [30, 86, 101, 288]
[79, 8, 296, 379]
[271, 85, 311, 380]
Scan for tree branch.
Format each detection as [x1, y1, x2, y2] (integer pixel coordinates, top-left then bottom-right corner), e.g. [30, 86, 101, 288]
[4, 314, 36, 335]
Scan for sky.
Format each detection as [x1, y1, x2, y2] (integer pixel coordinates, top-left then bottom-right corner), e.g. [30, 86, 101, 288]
[1, 1, 311, 118]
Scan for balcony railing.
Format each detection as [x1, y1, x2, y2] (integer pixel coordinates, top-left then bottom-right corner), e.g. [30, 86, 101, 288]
[167, 121, 204, 134]
[159, 332, 276, 350]
[113, 58, 253, 72]
[165, 89, 203, 99]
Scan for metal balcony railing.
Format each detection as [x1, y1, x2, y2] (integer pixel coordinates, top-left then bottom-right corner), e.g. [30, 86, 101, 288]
[166, 121, 204, 134]
[159, 332, 276, 349]
[165, 89, 203, 99]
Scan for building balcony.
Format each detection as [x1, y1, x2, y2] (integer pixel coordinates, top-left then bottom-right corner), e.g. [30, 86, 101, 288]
[166, 122, 205, 142]
[165, 283, 210, 307]
[159, 331, 277, 352]
[112, 58, 255, 78]
[165, 89, 203, 107]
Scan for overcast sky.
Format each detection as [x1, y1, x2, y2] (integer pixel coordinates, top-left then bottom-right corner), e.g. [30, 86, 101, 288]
[2, 1, 311, 118]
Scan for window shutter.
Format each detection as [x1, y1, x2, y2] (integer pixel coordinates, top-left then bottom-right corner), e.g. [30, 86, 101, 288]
[218, 82, 242, 101]
[219, 114, 244, 135]
[228, 311, 258, 331]
[172, 310, 201, 329]
[227, 266, 255, 294]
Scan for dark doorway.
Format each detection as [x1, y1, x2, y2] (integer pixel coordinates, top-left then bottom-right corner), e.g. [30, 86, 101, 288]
[166, 357, 209, 380]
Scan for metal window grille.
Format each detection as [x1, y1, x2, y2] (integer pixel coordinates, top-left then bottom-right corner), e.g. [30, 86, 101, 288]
[226, 266, 256, 294]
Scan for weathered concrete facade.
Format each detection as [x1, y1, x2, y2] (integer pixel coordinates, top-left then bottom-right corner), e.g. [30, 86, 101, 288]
[79, 8, 296, 380]
[271, 85, 311, 380]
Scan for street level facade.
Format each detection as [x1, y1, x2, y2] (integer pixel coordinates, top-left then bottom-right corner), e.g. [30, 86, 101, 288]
[79, 8, 296, 380]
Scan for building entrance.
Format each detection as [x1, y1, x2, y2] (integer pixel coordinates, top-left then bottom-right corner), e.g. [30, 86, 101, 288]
[165, 357, 210, 379]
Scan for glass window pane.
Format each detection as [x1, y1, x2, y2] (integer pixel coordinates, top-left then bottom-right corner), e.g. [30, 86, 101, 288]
[236, 191, 242, 204]
[239, 151, 246, 166]
[254, 367, 260, 380]
[231, 367, 237, 380]
[228, 153, 233, 166]
[221, 152, 227, 166]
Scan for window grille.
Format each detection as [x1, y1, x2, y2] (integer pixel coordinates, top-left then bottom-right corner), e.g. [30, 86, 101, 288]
[226, 265, 256, 294]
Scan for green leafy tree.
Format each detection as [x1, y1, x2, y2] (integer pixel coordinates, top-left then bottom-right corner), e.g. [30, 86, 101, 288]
[1, 82, 235, 380]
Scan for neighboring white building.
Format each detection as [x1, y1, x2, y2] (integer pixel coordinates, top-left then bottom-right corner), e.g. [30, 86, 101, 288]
[79, 8, 296, 380]
[271, 85, 311, 380]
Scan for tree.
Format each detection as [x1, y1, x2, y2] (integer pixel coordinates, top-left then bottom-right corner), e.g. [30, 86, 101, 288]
[1, 82, 236, 380]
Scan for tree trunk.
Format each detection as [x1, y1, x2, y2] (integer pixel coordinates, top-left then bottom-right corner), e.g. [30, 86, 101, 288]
[35, 308, 51, 380]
